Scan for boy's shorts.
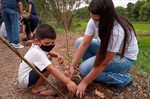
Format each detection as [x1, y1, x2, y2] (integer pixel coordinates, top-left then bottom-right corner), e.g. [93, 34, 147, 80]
[28, 67, 47, 87]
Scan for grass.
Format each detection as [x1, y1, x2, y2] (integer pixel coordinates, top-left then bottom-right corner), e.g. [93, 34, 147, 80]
[74, 22, 87, 30]
[133, 36, 150, 74]
[132, 23, 150, 35]
[137, 36, 150, 51]
[133, 50, 150, 73]
[132, 23, 150, 31]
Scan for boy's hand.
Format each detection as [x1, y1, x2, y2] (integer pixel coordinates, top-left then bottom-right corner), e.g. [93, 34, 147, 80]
[68, 65, 74, 79]
[67, 80, 77, 94]
[57, 54, 63, 64]
[47, 53, 63, 64]
[47, 54, 52, 60]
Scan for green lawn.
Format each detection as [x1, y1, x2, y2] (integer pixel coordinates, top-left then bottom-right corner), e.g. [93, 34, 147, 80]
[132, 23, 150, 35]
[137, 36, 150, 51]
[134, 36, 150, 73]
[133, 23, 150, 31]
[74, 22, 87, 30]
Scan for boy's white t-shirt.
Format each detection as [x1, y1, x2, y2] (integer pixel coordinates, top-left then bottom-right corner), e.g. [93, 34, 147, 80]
[85, 18, 138, 60]
[18, 44, 51, 88]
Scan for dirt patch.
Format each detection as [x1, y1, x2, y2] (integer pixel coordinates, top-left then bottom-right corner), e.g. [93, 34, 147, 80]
[0, 33, 149, 99]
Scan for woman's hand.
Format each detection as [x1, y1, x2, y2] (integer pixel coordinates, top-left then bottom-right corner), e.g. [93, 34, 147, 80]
[68, 65, 75, 79]
[76, 82, 87, 98]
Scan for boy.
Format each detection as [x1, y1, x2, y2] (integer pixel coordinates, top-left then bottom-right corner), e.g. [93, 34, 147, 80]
[18, 24, 77, 96]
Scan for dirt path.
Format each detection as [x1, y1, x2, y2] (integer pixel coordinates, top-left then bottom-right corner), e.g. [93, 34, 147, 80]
[0, 33, 149, 99]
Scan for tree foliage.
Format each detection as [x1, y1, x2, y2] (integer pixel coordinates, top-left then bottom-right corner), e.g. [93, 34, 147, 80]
[126, 2, 135, 21]
[139, 2, 150, 21]
[116, 6, 125, 16]
[75, 6, 89, 21]
[122, 0, 150, 22]
[74, 0, 150, 22]
[131, 0, 146, 21]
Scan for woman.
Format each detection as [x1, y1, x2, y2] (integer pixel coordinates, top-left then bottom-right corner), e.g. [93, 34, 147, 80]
[68, 0, 139, 98]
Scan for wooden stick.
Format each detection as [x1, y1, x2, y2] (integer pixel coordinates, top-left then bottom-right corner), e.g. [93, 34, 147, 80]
[0, 36, 68, 99]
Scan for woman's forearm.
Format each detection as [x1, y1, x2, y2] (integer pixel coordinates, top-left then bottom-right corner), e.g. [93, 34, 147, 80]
[71, 35, 94, 67]
[71, 44, 89, 67]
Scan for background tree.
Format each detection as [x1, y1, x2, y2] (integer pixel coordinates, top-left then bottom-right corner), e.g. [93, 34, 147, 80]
[139, 2, 150, 22]
[131, 0, 146, 21]
[115, 6, 125, 16]
[126, 2, 135, 21]
[75, 6, 89, 22]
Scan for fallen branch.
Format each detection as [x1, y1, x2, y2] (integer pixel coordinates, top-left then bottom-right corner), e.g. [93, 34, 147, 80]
[0, 36, 67, 99]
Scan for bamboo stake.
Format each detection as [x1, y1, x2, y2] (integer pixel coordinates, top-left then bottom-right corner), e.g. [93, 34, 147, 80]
[0, 36, 67, 99]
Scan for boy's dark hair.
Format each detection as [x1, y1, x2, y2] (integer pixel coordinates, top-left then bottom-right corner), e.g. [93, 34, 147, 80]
[36, 24, 56, 41]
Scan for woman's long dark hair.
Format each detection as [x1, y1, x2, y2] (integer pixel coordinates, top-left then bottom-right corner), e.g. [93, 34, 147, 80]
[89, 0, 136, 67]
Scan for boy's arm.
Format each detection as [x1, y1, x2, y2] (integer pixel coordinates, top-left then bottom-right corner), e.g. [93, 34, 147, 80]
[49, 51, 63, 64]
[46, 64, 76, 93]
[46, 64, 69, 84]
[49, 51, 59, 57]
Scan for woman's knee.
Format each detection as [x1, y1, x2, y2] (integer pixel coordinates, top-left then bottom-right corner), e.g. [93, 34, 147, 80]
[79, 64, 89, 76]
[79, 60, 94, 76]
[75, 37, 83, 49]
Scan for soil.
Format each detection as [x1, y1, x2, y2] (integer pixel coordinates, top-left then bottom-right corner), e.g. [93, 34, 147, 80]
[0, 33, 149, 99]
